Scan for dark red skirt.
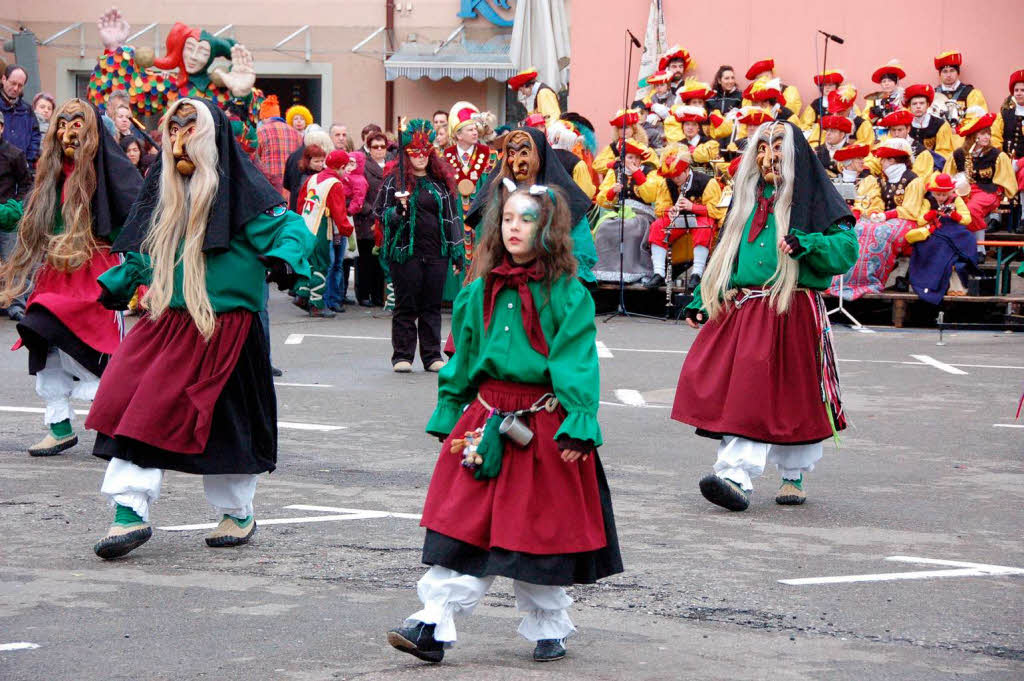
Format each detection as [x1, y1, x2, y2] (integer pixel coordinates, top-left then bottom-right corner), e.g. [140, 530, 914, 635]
[672, 290, 845, 445]
[421, 379, 608, 556]
[86, 310, 252, 454]
[13, 246, 123, 375]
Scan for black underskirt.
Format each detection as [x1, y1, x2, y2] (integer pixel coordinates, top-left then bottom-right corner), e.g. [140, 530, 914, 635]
[17, 306, 109, 377]
[92, 318, 278, 475]
[421, 454, 624, 586]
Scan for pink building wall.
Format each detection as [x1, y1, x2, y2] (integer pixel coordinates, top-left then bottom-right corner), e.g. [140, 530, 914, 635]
[569, 0, 1024, 146]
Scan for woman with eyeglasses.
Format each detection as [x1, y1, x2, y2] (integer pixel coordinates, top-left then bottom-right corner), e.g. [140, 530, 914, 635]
[374, 119, 465, 373]
[356, 130, 389, 306]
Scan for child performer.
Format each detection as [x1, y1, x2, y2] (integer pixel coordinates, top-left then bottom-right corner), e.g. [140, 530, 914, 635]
[386, 187, 622, 663]
[672, 121, 858, 512]
[86, 98, 314, 558]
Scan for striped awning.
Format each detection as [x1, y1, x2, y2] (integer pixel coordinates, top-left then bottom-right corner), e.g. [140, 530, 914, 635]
[385, 35, 514, 82]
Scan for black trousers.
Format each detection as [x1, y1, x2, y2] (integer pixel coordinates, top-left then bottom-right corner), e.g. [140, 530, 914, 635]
[356, 238, 385, 305]
[390, 256, 447, 366]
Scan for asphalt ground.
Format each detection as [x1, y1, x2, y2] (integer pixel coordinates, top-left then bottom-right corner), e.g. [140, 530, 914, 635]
[1, 293, 1022, 681]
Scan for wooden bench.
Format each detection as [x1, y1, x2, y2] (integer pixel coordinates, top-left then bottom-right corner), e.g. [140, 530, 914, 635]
[820, 291, 1024, 327]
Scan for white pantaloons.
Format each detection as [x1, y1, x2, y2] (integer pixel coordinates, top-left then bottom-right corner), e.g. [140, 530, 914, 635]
[100, 457, 258, 522]
[408, 565, 575, 643]
[35, 349, 100, 425]
[713, 435, 823, 491]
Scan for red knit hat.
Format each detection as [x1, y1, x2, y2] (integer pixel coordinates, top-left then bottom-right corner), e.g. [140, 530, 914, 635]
[1009, 69, 1024, 93]
[326, 149, 350, 170]
[934, 50, 963, 70]
[833, 143, 870, 162]
[821, 115, 853, 133]
[609, 108, 641, 128]
[878, 109, 913, 128]
[659, 46, 693, 72]
[904, 84, 935, 105]
[872, 59, 906, 84]
[508, 68, 538, 90]
[813, 70, 844, 87]
[746, 58, 774, 81]
[927, 173, 956, 192]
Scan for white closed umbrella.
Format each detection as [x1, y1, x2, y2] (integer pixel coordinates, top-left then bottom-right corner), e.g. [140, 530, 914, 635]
[509, 0, 571, 91]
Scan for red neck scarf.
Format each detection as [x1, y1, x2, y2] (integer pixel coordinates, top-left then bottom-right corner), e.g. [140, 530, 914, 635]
[483, 258, 549, 356]
[748, 188, 776, 242]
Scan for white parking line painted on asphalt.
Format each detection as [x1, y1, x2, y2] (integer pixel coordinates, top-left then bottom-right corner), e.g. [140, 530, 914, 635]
[274, 382, 333, 388]
[604, 347, 688, 354]
[595, 341, 614, 358]
[993, 424, 1024, 429]
[284, 333, 391, 345]
[854, 326, 877, 334]
[599, 400, 670, 409]
[0, 642, 40, 652]
[779, 556, 1024, 585]
[0, 406, 344, 432]
[613, 389, 647, 407]
[909, 354, 969, 375]
[159, 504, 421, 531]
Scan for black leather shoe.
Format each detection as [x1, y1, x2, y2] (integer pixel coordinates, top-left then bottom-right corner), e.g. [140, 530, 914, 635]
[358, 299, 374, 307]
[387, 622, 444, 663]
[699, 474, 750, 511]
[687, 273, 702, 290]
[329, 304, 346, 313]
[641, 273, 665, 289]
[893, 275, 910, 293]
[271, 367, 283, 377]
[533, 638, 566, 662]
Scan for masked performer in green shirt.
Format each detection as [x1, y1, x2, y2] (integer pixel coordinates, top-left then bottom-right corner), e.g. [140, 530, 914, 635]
[387, 186, 621, 664]
[673, 121, 858, 512]
[86, 98, 314, 559]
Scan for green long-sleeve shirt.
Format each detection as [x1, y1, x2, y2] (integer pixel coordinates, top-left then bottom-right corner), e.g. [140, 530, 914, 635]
[688, 186, 858, 311]
[425, 273, 602, 446]
[98, 206, 314, 312]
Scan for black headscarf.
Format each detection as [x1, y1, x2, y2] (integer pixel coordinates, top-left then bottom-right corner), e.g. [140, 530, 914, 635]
[779, 121, 854, 234]
[465, 127, 592, 228]
[113, 98, 284, 254]
[87, 102, 144, 240]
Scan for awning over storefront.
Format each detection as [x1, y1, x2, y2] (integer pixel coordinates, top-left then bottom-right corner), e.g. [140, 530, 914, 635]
[385, 33, 514, 82]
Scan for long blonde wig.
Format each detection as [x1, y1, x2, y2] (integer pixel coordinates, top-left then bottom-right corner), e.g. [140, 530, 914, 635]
[0, 99, 100, 306]
[141, 98, 219, 340]
[701, 121, 798, 319]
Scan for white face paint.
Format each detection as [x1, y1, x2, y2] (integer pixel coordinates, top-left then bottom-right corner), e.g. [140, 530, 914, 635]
[501, 193, 541, 263]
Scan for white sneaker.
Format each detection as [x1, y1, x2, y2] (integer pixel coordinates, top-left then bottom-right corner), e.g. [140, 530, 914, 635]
[426, 360, 445, 372]
[393, 361, 413, 373]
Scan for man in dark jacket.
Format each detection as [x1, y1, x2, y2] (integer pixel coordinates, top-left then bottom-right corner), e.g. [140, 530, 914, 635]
[0, 65, 41, 164]
[0, 109, 32, 320]
[355, 130, 388, 306]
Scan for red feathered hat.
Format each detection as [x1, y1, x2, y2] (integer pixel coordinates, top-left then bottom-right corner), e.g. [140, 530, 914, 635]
[660, 147, 691, 178]
[609, 108, 640, 128]
[1009, 69, 1024, 94]
[737, 107, 773, 126]
[873, 137, 913, 159]
[934, 50, 963, 70]
[622, 139, 652, 158]
[872, 60, 906, 84]
[927, 173, 956, 192]
[647, 70, 672, 86]
[749, 78, 786, 107]
[659, 46, 693, 72]
[879, 109, 914, 128]
[956, 110, 996, 137]
[671, 105, 707, 123]
[821, 115, 853, 134]
[833, 143, 870, 162]
[523, 113, 546, 128]
[676, 79, 714, 101]
[813, 70, 844, 87]
[827, 85, 858, 114]
[508, 68, 539, 90]
[746, 58, 774, 81]
[904, 84, 935, 105]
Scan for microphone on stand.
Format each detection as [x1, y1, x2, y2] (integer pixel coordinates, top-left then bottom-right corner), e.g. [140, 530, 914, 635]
[626, 29, 642, 48]
[818, 30, 844, 44]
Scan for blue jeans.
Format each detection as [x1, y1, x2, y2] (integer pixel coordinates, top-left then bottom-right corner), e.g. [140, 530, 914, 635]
[324, 242, 345, 309]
